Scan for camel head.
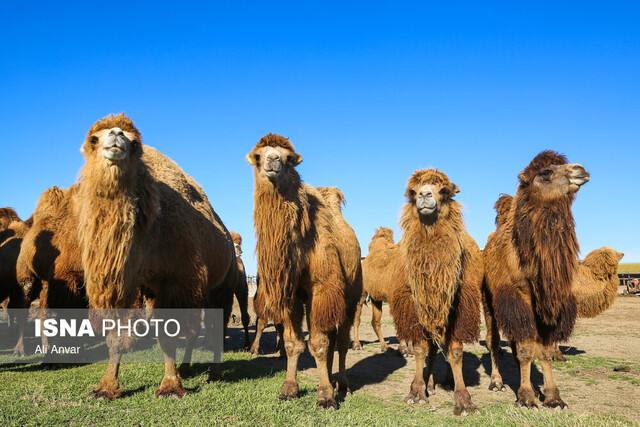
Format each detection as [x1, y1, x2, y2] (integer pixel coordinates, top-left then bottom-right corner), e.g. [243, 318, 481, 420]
[581, 247, 624, 277]
[368, 227, 394, 252]
[81, 113, 142, 181]
[518, 150, 589, 202]
[405, 169, 460, 223]
[0, 207, 20, 229]
[229, 231, 242, 257]
[246, 133, 303, 185]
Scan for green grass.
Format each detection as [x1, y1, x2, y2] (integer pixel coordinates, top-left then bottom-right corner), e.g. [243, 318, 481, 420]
[0, 351, 637, 426]
[618, 263, 640, 274]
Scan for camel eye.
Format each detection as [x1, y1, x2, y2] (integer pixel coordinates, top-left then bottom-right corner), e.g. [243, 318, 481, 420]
[90, 136, 99, 146]
[408, 189, 416, 198]
[253, 154, 260, 164]
[439, 188, 450, 197]
[131, 139, 139, 150]
[539, 169, 552, 181]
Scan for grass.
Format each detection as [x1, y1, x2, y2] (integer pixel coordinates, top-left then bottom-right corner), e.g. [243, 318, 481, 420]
[618, 263, 640, 274]
[0, 351, 637, 426]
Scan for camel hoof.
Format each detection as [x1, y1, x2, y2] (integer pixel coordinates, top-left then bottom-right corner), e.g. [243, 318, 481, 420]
[156, 376, 186, 398]
[405, 392, 428, 405]
[515, 398, 539, 409]
[380, 345, 389, 353]
[453, 403, 478, 416]
[12, 348, 24, 357]
[249, 346, 260, 355]
[553, 354, 569, 363]
[336, 381, 351, 395]
[178, 364, 192, 378]
[279, 380, 298, 401]
[87, 388, 121, 400]
[352, 341, 363, 350]
[488, 378, 507, 392]
[155, 387, 186, 398]
[427, 385, 436, 396]
[453, 390, 478, 416]
[317, 397, 338, 410]
[543, 398, 568, 410]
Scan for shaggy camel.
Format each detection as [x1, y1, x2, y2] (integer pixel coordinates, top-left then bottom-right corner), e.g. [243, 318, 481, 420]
[229, 231, 251, 348]
[483, 150, 590, 409]
[388, 169, 483, 416]
[249, 274, 285, 357]
[73, 113, 236, 399]
[247, 134, 362, 409]
[491, 194, 625, 361]
[0, 208, 31, 354]
[352, 227, 412, 355]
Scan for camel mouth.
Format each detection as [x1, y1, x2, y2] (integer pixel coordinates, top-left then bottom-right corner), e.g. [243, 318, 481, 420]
[569, 175, 590, 187]
[418, 206, 437, 216]
[264, 170, 280, 181]
[102, 147, 127, 163]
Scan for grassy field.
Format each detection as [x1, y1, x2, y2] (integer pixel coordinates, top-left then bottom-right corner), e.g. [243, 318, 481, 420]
[0, 350, 636, 426]
[618, 263, 640, 274]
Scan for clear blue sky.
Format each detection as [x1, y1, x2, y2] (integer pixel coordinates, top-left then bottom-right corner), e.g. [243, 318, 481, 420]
[1, 2, 639, 275]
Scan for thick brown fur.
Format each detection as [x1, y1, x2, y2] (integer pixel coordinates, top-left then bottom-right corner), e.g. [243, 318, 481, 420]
[248, 134, 362, 408]
[573, 247, 623, 318]
[76, 113, 236, 398]
[387, 169, 482, 414]
[483, 150, 590, 408]
[0, 210, 31, 322]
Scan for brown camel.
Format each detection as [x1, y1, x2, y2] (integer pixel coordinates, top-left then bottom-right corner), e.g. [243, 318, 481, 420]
[71, 113, 236, 399]
[483, 150, 590, 409]
[229, 231, 251, 348]
[352, 227, 412, 355]
[246, 134, 363, 409]
[0, 208, 32, 354]
[388, 169, 483, 416]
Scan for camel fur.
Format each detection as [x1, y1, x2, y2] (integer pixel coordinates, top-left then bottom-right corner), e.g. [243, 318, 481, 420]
[352, 227, 412, 355]
[249, 274, 286, 357]
[70, 113, 236, 399]
[387, 169, 483, 415]
[247, 133, 363, 409]
[482, 150, 590, 409]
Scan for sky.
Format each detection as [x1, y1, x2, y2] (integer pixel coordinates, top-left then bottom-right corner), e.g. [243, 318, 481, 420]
[1, 2, 639, 276]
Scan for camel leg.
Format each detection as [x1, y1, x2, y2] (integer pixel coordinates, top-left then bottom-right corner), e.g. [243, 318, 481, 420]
[326, 329, 337, 383]
[371, 299, 388, 352]
[88, 332, 123, 399]
[540, 343, 568, 409]
[446, 339, 478, 416]
[155, 333, 186, 398]
[10, 293, 28, 357]
[552, 343, 568, 362]
[308, 322, 338, 409]
[398, 339, 412, 357]
[404, 339, 428, 404]
[335, 321, 352, 394]
[484, 300, 506, 391]
[279, 302, 305, 401]
[235, 283, 251, 349]
[178, 334, 197, 378]
[351, 294, 364, 350]
[514, 340, 538, 408]
[425, 340, 438, 395]
[249, 315, 267, 355]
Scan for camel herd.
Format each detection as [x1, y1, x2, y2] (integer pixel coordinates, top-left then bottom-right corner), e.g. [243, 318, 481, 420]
[0, 113, 624, 415]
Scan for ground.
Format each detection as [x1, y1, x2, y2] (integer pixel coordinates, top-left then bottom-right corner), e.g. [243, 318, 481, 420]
[0, 297, 638, 425]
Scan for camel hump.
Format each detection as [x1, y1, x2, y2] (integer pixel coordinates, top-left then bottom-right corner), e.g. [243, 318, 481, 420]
[494, 193, 513, 225]
[0, 207, 21, 224]
[35, 186, 67, 212]
[317, 186, 346, 212]
[373, 227, 394, 243]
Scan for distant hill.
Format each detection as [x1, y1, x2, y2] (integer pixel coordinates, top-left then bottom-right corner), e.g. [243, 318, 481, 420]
[618, 263, 640, 274]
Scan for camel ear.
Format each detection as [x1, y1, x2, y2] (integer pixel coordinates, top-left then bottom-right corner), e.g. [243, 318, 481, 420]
[80, 144, 87, 156]
[518, 171, 528, 183]
[451, 183, 460, 195]
[246, 152, 256, 166]
[289, 153, 303, 166]
[617, 252, 624, 260]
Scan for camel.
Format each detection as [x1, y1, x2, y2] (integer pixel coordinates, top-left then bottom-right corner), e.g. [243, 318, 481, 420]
[249, 274, 285, 358]
[488, 194, 624, 362]
[352, 227, 412, 355]
[246, 133, 363, 409]
[0, 208, 31, 354]
[70, 113, 236, 399]
[229, 231, 251, 348]
[387, 169, 483, 415]
[482, 150, 590, 409]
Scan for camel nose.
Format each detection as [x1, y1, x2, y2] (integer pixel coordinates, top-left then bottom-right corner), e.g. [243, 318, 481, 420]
[109, 127, 124, 137]
[419, 190, 433, 198]
[264, 154, 282, 172]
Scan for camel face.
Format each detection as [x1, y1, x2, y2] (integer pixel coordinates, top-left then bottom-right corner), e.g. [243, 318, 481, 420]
[246, 138, 302, 185]
[234, 243, 242, 257]
[405, 169, 460, 222]
[525, 163, 589, 201]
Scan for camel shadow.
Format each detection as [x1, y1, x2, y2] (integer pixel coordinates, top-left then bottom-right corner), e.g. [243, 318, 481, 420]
[558, 345, 585, 356]
[347, 351, 407, 392]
